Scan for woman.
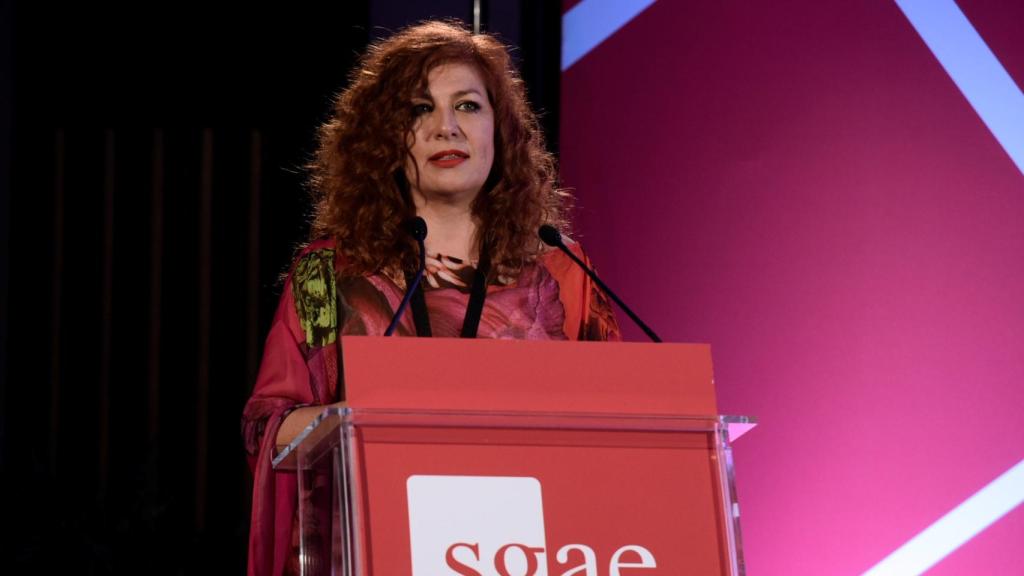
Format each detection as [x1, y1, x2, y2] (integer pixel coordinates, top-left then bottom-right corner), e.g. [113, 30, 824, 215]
[242, 20, 619, 575]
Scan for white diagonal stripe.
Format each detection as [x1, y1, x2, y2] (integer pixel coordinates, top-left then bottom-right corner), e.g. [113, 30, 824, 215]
[862, 458, 1024, 576]
[895, 0, 1024, 176]
[561, 0, 657, 71]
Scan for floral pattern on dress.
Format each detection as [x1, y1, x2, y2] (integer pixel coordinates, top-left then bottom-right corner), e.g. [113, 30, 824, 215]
[291, 248, 337, 348]
[337, 253, 568, 340]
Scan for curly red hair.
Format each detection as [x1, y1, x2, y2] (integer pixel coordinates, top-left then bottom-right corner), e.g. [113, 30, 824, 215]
[308, 20, 569, 279]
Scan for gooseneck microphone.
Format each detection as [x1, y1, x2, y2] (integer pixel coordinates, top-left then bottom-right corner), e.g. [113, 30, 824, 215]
[538, 225, 662, 342]
[385, 217, 428, 336]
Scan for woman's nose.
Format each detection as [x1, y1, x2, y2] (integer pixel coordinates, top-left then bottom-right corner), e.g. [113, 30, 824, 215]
[433, 108, 460, 139]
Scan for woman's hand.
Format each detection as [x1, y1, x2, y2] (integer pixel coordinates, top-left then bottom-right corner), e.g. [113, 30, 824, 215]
[276, 401, 348, 451]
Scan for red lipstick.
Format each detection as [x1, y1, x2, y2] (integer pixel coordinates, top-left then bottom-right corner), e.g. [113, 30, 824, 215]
[428, 149, 469, 168]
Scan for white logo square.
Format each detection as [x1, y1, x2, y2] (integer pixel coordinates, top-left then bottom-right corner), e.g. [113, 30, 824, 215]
[407, 475, 548, 576]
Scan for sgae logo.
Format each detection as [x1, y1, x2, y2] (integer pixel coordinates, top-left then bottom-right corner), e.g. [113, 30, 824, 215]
[407, 475, 657, 576]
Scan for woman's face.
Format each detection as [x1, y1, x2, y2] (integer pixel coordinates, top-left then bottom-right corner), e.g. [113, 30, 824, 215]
[404, 63, 495, 205]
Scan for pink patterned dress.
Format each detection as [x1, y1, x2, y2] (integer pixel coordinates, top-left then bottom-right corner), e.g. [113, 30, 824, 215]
[242, 237, 620, 576]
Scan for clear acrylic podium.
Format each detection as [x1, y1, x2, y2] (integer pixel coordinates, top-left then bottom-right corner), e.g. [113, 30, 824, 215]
[274, 337, 755, 576]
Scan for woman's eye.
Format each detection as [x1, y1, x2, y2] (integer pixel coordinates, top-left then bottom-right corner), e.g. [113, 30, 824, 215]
[412, 103, 433, 115]
[456, 101, 481, 112]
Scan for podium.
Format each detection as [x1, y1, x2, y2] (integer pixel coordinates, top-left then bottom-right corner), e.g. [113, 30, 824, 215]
[274, 337, 755, 576]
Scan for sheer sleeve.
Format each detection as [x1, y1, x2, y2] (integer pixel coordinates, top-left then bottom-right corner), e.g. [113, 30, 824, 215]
[241, 240, 339, 576]
[540, 240, 622, 341]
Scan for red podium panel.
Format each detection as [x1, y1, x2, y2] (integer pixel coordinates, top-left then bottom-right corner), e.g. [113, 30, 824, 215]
[275, 337, 753, 576]
[342, 337, 718, 416]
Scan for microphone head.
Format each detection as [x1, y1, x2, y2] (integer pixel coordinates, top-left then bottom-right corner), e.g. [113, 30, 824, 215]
[406, 217, 428, 242]
[538, 224, 563, 247]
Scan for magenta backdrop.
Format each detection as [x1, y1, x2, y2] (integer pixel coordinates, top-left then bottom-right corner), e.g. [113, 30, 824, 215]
[560, 1, 1024, 574]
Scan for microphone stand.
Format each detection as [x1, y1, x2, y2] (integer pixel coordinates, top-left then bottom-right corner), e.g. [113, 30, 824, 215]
[385, 218, 428, 336]
[539, 225, 662, 342]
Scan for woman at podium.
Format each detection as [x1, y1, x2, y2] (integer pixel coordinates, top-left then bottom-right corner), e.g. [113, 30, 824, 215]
[242, 20, 620, 575]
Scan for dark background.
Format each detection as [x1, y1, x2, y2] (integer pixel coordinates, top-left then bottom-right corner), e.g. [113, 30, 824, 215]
[0, 1, 561, 573]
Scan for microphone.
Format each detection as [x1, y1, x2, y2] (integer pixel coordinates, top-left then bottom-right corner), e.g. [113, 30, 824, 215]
[538, 224, 662, 342]
[385, 217, 428, 336]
